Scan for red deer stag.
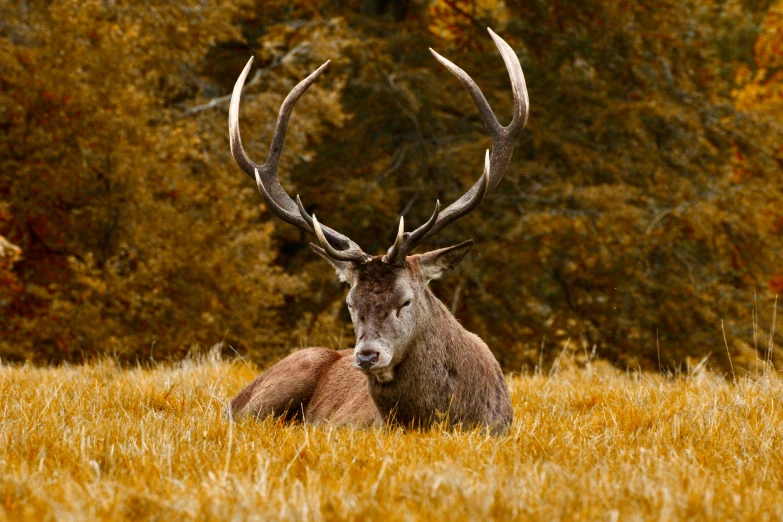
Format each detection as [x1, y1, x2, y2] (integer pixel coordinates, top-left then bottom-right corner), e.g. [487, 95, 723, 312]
[227, 28, 528, 435]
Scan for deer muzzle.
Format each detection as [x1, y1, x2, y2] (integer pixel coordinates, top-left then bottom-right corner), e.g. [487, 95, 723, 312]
[353, 340, 392, 372]
[355, 350, 379, 370]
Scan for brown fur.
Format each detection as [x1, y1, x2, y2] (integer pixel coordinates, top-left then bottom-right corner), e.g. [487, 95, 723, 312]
[228, 348, 380, 425]
[306, 350, 381, 425]
[357, 256, 512, 435]
[229, 249, 513, 436]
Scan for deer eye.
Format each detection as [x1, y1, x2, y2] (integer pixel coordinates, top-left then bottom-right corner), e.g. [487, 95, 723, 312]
[396, 300, 411, 317]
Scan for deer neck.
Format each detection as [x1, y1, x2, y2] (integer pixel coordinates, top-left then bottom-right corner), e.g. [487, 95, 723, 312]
[416, 289, 467, 346]
[364, 292, 480, 426]
[367, 289, 471, 388]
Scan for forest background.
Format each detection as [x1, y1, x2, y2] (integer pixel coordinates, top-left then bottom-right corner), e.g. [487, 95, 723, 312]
[1, 0, 782, 374]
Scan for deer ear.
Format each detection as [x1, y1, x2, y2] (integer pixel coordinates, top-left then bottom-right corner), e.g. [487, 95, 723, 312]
[418, 240, 474, 282]
[309, 243, 352, 283]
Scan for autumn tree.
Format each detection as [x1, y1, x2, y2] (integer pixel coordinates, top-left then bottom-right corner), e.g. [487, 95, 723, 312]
[0, 0, 328, 362]
[733, 0, 783, 290]
[2, 0, 782, 374]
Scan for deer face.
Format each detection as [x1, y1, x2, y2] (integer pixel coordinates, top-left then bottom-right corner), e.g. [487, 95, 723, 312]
[346, 260, 415, 382]
[313, 241, 474, 383]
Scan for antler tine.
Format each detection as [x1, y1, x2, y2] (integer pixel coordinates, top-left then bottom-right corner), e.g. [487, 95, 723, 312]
[488, 27, 529, 128]
[384, 216, 406, 264]
[404, 199, 441, 245]
[389, 28, 528, 260]
[384, 199, 442, 265]
[229, 57, 365, 255]
[312, 214, 371, 263]
[295, 194, 315, 229]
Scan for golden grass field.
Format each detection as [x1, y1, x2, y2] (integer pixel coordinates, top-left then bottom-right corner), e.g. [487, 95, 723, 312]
[1, 351, 782, 521]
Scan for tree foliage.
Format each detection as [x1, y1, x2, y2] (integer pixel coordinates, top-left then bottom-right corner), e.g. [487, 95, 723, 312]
[0, 0, 308, 362]
[735, 0, 783, 115]
[1, 0, 782, 372]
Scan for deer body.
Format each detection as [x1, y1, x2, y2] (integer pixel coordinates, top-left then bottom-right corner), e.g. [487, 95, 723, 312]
[225, 28, 527, 435]
[229, 256, 513, 434]
[229, 348, 380, 425]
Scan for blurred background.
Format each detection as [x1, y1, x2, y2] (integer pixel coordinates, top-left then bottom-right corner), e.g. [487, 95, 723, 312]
[1, 0, 782, 374]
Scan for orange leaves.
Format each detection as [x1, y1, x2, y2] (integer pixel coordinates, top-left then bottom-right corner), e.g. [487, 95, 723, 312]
[729, 0, 783, 316]
[769, 275, 783, 294]
[730, 144, 751, 184]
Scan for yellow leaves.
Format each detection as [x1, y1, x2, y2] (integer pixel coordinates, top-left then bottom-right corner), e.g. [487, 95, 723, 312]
[428, 0, 508, 44]
[754, 0, 783, 69]
[733, 0, 783, 116]
[305, 79, 351, 131]
[734, 64, 753, 87]
[0, 235, 22, 267]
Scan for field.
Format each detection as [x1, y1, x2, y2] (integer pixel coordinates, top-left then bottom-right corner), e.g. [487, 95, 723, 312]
[1, 352, 782, 521]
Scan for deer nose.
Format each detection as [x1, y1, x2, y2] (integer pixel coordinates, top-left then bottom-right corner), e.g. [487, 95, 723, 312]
[355, 351, 379, 370]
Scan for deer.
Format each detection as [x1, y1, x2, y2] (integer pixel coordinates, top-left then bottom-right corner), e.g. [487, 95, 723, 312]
[226, 28, 528, 436]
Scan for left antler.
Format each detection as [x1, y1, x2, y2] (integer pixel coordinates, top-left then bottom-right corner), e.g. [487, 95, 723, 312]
[229, 57, 371, 263]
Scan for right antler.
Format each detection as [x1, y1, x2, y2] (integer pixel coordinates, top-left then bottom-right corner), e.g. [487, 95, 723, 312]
[229, 57, 371, 263]
[385, 28, 528, 265]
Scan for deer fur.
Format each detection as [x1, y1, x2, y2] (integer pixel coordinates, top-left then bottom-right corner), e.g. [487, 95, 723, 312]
[228, 245, 513, 435]
[228, 348, 381, 425]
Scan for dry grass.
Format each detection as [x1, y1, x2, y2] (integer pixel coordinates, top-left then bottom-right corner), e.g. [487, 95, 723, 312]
[1, 352, 782, 521]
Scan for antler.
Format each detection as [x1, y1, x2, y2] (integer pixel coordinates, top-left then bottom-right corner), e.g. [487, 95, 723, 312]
[384, 28, 528, 265]
[229, 57, 371, 263]
[229, 29, 526, 267]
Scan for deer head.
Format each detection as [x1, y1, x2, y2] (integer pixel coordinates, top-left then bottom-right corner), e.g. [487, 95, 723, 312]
[229, 28, 528, 384]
